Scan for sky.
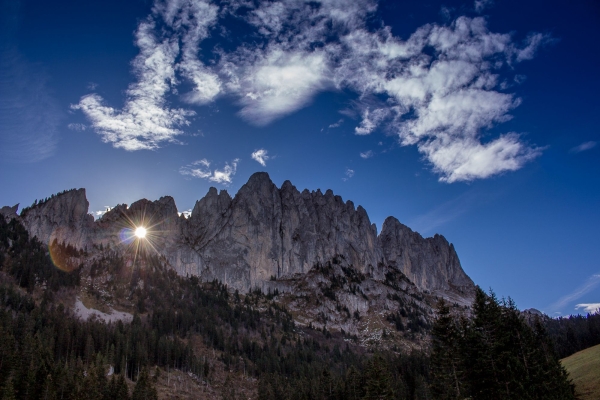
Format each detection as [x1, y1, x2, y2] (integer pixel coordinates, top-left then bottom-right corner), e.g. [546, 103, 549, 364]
[0, 0, 598, 316]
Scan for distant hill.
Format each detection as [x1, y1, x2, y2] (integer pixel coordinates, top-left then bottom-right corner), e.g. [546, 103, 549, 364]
[562, 344, 600, 400]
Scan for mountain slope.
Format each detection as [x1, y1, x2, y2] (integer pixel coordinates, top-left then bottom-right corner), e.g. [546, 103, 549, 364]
[561, 344, 600, 400]
[1, 173, 475, 347]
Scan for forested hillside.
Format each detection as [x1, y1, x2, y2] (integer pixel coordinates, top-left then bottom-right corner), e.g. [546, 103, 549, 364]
[0, 215, 585, 399]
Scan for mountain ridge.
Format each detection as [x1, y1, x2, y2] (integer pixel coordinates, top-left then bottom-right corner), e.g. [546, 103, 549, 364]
[1, 172, 474, 306]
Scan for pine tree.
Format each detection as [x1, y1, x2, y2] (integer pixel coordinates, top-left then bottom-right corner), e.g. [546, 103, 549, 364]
[109, 374, 131, 400]
[132, 367, 157, 400]
[436, 287, 577, 400]
[430, 300, 466, 399]
[1, 377, 17, 400]
[363, 354, 394, 400]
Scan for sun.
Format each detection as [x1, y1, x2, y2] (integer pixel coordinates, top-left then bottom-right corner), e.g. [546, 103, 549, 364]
[134, 226, 147, 239]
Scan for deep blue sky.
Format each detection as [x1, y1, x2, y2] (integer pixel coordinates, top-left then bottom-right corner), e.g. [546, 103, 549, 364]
[1, 0, 598, 316]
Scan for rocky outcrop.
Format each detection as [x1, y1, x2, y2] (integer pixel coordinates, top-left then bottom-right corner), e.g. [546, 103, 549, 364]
[0, 204, 19, 221]
[10, 172, 475, 302]
[20, 189, 93, 249]
[379, 217, 474, 293]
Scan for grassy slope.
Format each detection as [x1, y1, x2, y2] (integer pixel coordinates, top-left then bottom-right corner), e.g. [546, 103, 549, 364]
[561, 344, 600, 400]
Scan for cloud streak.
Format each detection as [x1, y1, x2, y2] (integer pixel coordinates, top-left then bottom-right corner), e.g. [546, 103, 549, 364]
[570, 141, 597, 154]
[179, 158, 239, 184]
[549, 274, 600, 314]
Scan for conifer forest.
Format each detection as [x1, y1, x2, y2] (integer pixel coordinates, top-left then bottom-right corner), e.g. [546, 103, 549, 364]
[0, 215, 596, 399]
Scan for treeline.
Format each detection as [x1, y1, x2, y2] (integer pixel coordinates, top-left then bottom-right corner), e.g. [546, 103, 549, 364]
[544, 311, 600, 358]
[0, 217, 81, 291]
[19, 188, 79, 216]
[0, 217, 382, 398]
[0, 284, 159, 399]
[430, 288, 575, 400]
[258, 352, 430, 400]
[0, 215, 589, 399]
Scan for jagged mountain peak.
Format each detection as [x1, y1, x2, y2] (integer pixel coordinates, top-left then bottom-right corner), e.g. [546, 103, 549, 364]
[3, 174, 475, 307]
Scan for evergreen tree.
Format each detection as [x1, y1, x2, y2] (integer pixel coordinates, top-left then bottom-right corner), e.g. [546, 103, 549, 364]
[132, 367, 157, 400]
[1, 377, 17, 400]
[362, 354, 394, 400]
[431, 287, 575, 400]
[430, 300, 466, 399]
[108, 374, 131, 400]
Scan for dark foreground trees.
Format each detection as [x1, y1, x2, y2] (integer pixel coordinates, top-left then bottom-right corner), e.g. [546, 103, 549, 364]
[431, 287, 575, 400]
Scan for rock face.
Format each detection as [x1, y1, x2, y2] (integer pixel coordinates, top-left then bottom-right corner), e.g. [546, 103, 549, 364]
[379, 217, 473, 293]
[20, 189, 94, 249]
[8, 172, 474, 301]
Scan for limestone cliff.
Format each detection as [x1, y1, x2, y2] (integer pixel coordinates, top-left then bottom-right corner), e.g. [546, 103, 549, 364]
[9, 172, 474, 303]
[20, 189, 94, 249]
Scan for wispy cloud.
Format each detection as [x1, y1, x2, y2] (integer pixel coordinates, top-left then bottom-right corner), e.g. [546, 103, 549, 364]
[68, 123, 87, 131]
[329, 119, 344, 128]
[570, 141, 597, 154]
[549, 274, 600, 314]
[251, 149, 269, 166]
[408, 190, 481, 235]
[0, 47, 60, 163]
[360, 150, 374, 159]
[574, 303, 600, 314]
[474, 0, 493, 13]
[180, 158, 239, 184]
[342, 168, 355, 181]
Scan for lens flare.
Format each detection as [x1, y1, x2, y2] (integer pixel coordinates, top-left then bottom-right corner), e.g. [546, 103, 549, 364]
[135, 227, 147, 239]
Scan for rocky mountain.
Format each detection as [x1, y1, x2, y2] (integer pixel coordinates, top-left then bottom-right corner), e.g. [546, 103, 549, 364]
[2, 172, 475, 345]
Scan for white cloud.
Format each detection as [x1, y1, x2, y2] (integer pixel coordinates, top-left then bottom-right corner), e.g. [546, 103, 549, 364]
[228, 48, 331, 125]
[73, 0, 549, 182]
[329, 119, 344, 128]
[193, 158, 211, 167]
[474, 0, 493, 13]
[72, 19, 195, 151]
[420, 133, 542, 183]
[178, 209, 192, 218]
[94, 207, 111, 219]
[515, 33, 549, 62]
[342, 168, 355, 181]
[575, 303, 600, 314]
[333, 16, 547, 181]
[163, 0, 222, 105]
[251, 149, 269, 166]
[180, 158, 239, 184]
[549, 274, 600, 313]
[68, 123, 87, 131]
[360, 150, 373, 159]
[73, 1, 220, 150]
[570, 141, 597, 154]
[355, 108, 390, 135]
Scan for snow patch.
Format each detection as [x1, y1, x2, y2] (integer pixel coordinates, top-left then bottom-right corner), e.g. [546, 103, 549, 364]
[74, 297, 133, 323]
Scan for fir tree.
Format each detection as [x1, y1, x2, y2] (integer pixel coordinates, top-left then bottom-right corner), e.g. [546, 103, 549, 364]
[132, 367, 157, 400]
[430, 300, 466, 399]
[363, 354, 394, 400]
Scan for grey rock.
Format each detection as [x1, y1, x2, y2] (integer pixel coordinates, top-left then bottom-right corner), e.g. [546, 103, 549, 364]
[0, 204, 19, 220]
[8, 172, 475, 304]
[379, 216, 474, 294]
